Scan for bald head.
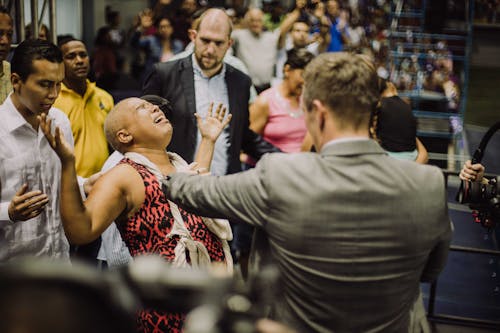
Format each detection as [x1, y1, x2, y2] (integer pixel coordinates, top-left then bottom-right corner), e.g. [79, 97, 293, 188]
[197, 8, 233, 37]
[245, 7, 264, 35]
[193, 8, 233, 77]
[104, 98, 138, 153]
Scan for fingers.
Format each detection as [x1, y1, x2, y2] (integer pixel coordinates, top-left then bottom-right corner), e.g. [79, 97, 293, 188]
[216, 104, 227, 121]
[222, 113, 232, 128]
[15, 190, 48, 208]
[83, 172, 103, 196]
[54, 126, 62, 147]
[199, 103, 231, 125]
[207, 102, 214, 118]
[187, 162, 199, 171]
[9, 190, 49, 222]
[196, 167, 208, 174]
[185, 163, 208, 175]
[460, 160, 485, 182]
[38, 113, 56, 147]
[38, 113, 52, 136]
[88, 171, 103, 183]
[18, 195, 49, 216]
[206, 103, 227, 120]
[14, 183, 28, 197]
[194, 112, 201, 125]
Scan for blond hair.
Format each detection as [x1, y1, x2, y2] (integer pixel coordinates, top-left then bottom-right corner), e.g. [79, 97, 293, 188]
[303, 52, 379, 130]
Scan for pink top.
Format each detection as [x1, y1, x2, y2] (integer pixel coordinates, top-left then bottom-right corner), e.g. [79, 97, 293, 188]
[261, 87, 307, 153]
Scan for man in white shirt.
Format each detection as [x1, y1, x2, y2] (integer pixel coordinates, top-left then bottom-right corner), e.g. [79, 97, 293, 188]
[0, 39, 73, 262]
[231, 4, 305, 94]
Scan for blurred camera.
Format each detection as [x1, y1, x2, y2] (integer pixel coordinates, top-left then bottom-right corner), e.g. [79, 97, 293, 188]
[0, 255, 282, 333]
[457, 176, 499, 228]
[456, 120, 500, 229]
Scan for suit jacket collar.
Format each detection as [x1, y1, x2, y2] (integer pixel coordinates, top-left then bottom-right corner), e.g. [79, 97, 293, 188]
[179, 56, 196, 116]
[179, 55, 240, 141]
[178, 55, 239, 112]
[320, 139, 387, 157]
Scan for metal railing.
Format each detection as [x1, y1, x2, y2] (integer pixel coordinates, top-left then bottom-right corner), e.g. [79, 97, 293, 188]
[3, 0, 56, 45]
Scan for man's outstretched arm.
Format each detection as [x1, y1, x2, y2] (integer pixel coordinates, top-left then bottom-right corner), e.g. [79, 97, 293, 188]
[163, 156, 272, 227]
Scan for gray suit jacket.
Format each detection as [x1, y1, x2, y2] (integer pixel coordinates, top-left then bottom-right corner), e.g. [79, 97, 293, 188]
[164, 139, 452, 333]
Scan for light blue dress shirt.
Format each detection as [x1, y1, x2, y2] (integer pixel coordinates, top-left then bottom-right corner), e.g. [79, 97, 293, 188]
[192, 54, 231, 176]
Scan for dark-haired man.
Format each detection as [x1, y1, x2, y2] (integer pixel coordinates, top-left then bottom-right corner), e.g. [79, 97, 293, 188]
[143, 8, 280, 177]
[0, 5, 13, 103]
[0, 39, 72, 261]
[53, 37, 114, 263]
[54, 37, 114, 178]
[143, 8, 282, 271]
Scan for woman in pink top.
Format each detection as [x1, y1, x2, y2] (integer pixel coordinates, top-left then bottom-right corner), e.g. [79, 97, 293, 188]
[249, 48, 315, 153]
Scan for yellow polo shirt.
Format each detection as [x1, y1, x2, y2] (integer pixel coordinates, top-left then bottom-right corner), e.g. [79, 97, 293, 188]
[54, 80, 114, 177]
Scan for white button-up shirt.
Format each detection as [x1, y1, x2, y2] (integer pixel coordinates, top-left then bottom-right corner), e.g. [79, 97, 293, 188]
[0, 95, 74, 262]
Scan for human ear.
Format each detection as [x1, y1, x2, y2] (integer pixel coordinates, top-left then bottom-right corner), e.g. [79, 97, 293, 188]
[188, 29, 196, 41]
[283, 64, 291, 78]
[311, 100, 326, 131]
[117, 129, 132, 144]
[11, 73, 21, 92]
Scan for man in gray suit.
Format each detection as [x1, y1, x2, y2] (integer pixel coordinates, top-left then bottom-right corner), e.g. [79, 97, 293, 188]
[163, 52, 452, 333]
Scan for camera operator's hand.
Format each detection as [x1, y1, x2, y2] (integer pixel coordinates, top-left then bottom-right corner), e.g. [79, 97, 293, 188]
[459, 160, 485, 182]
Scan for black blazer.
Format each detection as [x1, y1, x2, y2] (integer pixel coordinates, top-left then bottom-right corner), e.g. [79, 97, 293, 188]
[143, 55, 280, 174]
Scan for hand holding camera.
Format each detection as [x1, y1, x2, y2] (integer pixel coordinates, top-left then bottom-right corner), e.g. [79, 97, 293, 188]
[457, 160, 499, 229]
[459, 160, 485, 183]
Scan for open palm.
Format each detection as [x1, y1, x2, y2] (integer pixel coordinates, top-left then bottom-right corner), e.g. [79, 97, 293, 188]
[38, 113, 75, 163]
[196, 103, 232, 142]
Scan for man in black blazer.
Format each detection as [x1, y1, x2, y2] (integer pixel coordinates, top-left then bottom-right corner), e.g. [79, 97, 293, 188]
[143, 8, 280, 175]
[143, 8, 280, 273]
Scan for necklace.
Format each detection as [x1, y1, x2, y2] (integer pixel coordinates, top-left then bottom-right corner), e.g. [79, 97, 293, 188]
[274, 88, 303, 119]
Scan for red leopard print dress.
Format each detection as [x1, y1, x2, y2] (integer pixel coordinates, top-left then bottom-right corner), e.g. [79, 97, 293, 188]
[116, 158, 226, 333]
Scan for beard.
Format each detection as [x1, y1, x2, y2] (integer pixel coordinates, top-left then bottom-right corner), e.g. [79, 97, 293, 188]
[195, 53, 221, 72]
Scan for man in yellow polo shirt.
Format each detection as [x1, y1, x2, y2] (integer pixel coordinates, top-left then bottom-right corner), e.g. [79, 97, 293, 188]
[54, 36, 114, 178]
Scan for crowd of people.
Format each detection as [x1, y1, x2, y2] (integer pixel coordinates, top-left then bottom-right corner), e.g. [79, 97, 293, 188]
[0, 1, 486, 332]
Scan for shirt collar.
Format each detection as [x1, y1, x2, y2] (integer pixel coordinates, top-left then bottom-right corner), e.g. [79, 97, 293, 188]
[321, 137, 371, 151]
[60, 79, 94, 97]
[191, 53, 226, 79]
[2, 95, 32, 133]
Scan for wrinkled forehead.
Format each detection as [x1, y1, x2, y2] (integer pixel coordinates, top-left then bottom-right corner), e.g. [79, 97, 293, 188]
[248, 9, 263, 20]
[0, 13, 13, 26]
[62, 40, 86, 51]
[122, 97, 154, 112]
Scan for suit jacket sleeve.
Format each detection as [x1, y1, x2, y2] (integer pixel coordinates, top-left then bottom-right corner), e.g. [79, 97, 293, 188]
[164, 155, 273, 227]
[420, 169, 453, 282]
[226, 65, 281, 161]
[241, 127, 282, 161]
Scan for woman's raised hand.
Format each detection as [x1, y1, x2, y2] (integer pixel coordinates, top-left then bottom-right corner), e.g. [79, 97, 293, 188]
[196, 103, 232, 142]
